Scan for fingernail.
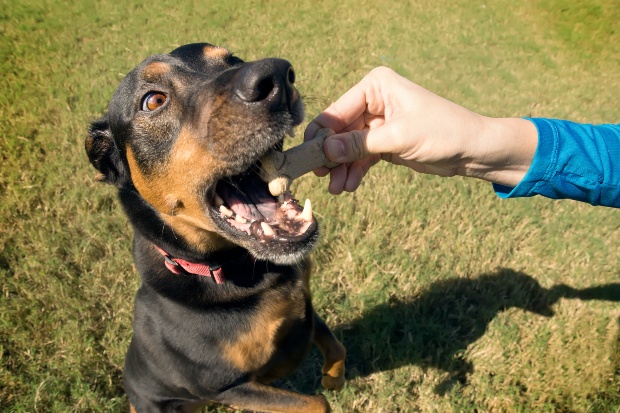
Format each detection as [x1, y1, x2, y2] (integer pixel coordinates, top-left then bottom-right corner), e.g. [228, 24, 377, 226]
[324, 138, 345, 161]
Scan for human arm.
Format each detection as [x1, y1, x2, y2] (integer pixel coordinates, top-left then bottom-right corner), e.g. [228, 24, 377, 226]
[304, 67, 538, 194]
[305, 67, 620, 208]
[494, 118, 620, 207]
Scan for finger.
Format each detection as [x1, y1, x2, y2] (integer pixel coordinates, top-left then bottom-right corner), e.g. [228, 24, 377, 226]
[304, 121, 322, 142]
[322, 84, 368, 129]
[343, 156, 380, 192]
[364, 113, 385, 129]
[304, 109, 348, 142]
[343, 160, 366, 193]
[306, 112, 365, 143]
[327, 164, 349, 195]
[304, 75, 374, 141]
[312, 165, 330, 177]
[341, 114, 367, 133]
[324, 126, 393, 164]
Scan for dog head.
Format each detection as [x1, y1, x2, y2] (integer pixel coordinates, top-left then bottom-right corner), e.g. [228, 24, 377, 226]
[86, 43, 317, 264]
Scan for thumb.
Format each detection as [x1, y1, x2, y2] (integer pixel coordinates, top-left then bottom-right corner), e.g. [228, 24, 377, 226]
[323, 127, 392, 163]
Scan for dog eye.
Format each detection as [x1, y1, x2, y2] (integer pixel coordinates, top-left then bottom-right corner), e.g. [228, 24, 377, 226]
[141, 92, 167, 111]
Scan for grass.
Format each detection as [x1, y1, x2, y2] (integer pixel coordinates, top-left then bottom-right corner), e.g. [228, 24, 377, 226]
[1, 0, 619, 411]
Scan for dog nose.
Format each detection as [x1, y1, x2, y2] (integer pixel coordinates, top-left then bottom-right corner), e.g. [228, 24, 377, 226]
[234, 58, 296, 109]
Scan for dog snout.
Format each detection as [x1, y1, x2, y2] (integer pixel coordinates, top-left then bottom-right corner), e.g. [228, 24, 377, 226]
[234, 58, 296, 110]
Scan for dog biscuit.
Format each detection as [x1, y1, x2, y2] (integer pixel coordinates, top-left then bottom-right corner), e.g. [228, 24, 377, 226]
[260, 128, 339, 196]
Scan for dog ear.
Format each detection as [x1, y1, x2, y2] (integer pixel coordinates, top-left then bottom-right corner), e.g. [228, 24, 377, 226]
[85, 116, 126, 186]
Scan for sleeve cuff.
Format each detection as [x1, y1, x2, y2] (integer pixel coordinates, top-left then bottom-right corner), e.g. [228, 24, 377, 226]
[492, 117, 558, 199]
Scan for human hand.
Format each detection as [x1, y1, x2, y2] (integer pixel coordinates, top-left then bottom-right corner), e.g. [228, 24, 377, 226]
[304, 67, 536, 194]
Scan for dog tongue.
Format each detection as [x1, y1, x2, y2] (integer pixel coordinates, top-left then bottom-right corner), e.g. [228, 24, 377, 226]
[216, 173, 278, 222]
[214, 170, 315, 242]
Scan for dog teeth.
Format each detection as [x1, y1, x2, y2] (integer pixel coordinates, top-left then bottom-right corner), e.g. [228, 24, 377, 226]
[214, 193, 224, 207]
[296, 198, 313, 222]
[235, 214, 247, 224]
[287, 127, 295, 138]
[219, 205, 234, 218]
[261, 222, 275, 237]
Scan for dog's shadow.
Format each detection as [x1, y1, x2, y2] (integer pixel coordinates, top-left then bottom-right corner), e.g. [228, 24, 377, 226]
[284, 268, 620, 394]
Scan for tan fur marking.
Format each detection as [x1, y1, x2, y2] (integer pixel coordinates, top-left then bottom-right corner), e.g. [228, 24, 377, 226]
[161, 214, 233, 252]
[320, 342, 346, 391]
[222, 286, 306, 372]
[125, 128, 232, 253]
[229, 383, 330, 413]
[203, 45, 230, 59]
[142, 61, 171, 81]
[309, 257, 346, 391]
[129, 404, 137, 413]
[163, 193, 183, 215]
[313, 315, 346, 391]
[126, 146, 159, 205]
[233, 383, 331, 413]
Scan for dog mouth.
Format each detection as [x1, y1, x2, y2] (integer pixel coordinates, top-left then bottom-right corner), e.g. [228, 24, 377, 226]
[209, 144, 317, 247]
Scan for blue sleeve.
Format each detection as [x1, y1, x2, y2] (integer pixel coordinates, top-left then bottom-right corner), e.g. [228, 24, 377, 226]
[493, 118, 620, 208]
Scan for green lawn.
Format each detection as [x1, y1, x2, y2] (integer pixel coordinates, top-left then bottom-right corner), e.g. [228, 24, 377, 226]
[1, 0, 619, 411]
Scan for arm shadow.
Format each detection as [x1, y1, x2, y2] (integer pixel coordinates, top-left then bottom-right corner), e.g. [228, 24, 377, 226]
[286, 268, 620, 395]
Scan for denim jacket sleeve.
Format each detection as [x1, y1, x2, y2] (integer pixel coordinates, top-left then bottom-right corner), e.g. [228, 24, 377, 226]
[493, 118, 620, 208]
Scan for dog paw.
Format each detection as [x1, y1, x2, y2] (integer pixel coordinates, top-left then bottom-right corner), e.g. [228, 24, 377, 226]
[321, 370, 345, 391]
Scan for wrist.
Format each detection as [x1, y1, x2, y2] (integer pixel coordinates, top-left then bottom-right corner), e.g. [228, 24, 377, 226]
[459, 116, 538, 187]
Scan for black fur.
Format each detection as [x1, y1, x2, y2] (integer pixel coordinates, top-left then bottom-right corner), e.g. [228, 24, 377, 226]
[86, 43, 345, 413]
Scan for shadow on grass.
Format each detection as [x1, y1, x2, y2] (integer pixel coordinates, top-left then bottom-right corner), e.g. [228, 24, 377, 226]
[329, 268, 620, 394]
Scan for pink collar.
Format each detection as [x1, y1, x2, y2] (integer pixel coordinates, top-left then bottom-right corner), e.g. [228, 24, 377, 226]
[154, 245, 225, 284]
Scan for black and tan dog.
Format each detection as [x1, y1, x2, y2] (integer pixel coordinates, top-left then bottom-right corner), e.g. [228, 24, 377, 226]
[85, 43, 345, 413]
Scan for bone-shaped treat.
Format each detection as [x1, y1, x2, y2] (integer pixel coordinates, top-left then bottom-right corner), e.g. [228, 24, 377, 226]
[260, 128, 339, 196]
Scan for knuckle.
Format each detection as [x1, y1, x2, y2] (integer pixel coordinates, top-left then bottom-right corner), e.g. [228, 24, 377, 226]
[370, 66, 395, 77]
[349, 130, 366, 159]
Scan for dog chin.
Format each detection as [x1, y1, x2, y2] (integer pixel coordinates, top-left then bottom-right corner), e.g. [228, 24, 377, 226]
[255, 247, 313, 266]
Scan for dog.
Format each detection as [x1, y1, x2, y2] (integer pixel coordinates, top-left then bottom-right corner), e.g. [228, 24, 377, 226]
[85, 43, 346, 413]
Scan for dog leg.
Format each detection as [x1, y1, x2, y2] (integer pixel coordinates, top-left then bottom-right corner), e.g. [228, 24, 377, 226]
[215, 381, 330, 413]
[313, 312, 346, 391]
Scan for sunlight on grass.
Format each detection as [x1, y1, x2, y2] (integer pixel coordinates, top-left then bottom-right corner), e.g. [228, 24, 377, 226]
[537, 0, 620, 58]
[1, 0, 619, 411]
